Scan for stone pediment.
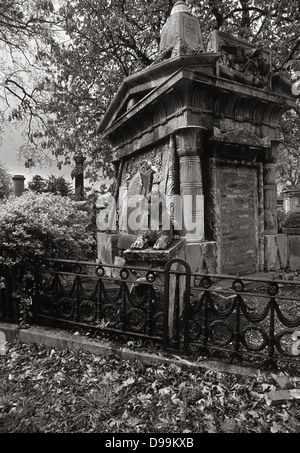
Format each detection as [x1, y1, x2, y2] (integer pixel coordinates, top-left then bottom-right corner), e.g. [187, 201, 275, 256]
[96, 54, 220, 136]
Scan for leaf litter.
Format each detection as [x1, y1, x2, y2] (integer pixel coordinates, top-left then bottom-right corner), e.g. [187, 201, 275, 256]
[1, 342, 300, 433]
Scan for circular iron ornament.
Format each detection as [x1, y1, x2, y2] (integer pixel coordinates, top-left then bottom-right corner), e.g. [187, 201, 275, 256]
[120, 268, 130, 280]
[153, 312, 164, 336]
[58, 297, 74, 319]
[102, 304, 120, 327]
[146, 271, 157, 284]
[79, 300, 96, 323]
[209, 320, 233, 346]
[200, 276, 212, 289]
[95, 266, 105, 278]
[241, 326, 268, 352]
[127, 308, 146, 332]
[275, 330, 298, 357]
[74, 264, 82, 274]
[267, 282, 279, 297]
[232, 279, 245, 293]
[38, 294, 53, 315]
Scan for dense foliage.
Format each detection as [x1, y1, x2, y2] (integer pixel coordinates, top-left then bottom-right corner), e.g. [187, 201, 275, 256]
[28, 174, 72, 196]
[0, 191, 95, 271]
[0, 162, 13, 200]
[1, 1, 300, 186]
[277, 109, 300, 188]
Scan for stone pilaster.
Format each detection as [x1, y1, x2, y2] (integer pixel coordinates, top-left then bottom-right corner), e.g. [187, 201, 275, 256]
[176, 127, 204, 242]
[263, 141, 280, 235]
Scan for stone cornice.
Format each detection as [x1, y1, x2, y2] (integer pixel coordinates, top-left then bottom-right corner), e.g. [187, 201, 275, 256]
[102, 67, 295, 161]
[97, 54, 222, 134]
[98, 53, 296, 138]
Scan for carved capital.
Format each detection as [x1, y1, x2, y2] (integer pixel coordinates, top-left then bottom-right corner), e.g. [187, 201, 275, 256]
[175, 127, 205, 158]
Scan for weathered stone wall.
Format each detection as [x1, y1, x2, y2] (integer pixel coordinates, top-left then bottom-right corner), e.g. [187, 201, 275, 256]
[287, 235, 300, 271]
[219, 165, 259, 274]
[185, 241, 217, 274]
[209, 159, 264, 275]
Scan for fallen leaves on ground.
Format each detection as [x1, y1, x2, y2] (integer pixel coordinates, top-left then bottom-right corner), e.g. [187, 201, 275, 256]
[1, 342, 300, 433]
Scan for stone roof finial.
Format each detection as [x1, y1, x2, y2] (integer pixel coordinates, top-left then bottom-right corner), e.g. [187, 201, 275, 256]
[159, 0, 203, 57]
[171, 1, 191, 15]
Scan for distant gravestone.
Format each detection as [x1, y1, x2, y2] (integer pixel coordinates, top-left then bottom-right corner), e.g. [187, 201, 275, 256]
[283, 186, 300, 213]
[0, 331, 7, 355]
[12, 175, 25, 197]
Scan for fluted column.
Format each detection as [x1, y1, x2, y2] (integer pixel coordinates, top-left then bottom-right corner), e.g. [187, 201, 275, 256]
[176, 127, 205, 242]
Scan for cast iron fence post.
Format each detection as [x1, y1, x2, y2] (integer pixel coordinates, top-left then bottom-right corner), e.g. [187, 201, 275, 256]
[96, 280, 102, 324]
[120, 282, 127, 331]
[230, 294, 243, 365]
[263, 298, 277, 372]
[163, 259, 191, 353]
[146, 287, 153, 337]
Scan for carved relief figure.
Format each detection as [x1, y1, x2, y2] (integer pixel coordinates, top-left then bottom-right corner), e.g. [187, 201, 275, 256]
[118, 138, 177, 250]
[218, 39, 271, 88]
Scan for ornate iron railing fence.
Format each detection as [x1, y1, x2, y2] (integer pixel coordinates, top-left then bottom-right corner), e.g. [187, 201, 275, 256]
[1, 258, 300, 371]
[163, 259, 300, 372]
[30, 259, 166, 346]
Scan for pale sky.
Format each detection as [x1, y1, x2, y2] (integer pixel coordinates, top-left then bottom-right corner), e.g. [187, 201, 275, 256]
[0, 30, 102, 192]
[0, 32, 74, 189]
[0, 125, 105, 192]
[0, 126, 74, 188]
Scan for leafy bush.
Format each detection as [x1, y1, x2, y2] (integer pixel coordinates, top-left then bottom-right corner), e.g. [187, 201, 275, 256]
[28, 174, 72, 196]
[0, 162, 13, 200]
[0, 191, 95, 271]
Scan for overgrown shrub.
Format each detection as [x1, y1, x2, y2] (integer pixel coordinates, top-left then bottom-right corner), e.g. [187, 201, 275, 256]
[0, 191, 95, 268]
[0, 162, 13, 200]
[28, 174, 72, 196]
[0, 191, 96, 324]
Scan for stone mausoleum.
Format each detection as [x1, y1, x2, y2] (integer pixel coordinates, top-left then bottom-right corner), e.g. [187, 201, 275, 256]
[97, 1, 296, 277]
